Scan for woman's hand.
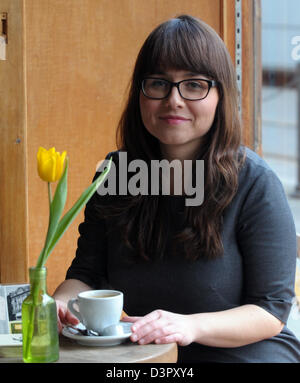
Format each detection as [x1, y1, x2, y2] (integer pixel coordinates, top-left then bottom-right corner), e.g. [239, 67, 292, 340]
[55, 299, 80, 333]
[122, 309, 195, 346]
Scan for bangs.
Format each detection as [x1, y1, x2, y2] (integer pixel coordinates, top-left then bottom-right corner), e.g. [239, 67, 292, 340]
[137, 17, 218, 79]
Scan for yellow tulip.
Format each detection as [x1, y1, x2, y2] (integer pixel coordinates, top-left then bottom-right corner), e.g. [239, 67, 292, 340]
[37, 147, 67, 182]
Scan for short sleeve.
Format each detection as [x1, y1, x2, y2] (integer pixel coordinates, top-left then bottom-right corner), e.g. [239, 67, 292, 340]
[237, 168, 297, 323]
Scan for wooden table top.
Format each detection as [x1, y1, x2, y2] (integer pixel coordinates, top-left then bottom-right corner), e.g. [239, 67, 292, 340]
[0, 335, 178, 363]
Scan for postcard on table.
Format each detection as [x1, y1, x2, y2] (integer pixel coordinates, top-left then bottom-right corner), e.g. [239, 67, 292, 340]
[0, 283, 30, 336]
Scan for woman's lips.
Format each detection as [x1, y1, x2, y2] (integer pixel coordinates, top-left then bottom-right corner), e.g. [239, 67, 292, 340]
[159, 115, 190, 125]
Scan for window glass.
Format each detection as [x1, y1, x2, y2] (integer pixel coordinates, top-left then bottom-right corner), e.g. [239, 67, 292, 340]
[262, 0, 300, 232]
[261, 0, 300, 333]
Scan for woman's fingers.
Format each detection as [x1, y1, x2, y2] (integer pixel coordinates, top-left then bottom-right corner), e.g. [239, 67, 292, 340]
[128, 310, 194, 346]
[64, 309, 80, 325]
[131, 310, 163, 331]
[121, 315, 142, 323]
[56, 300, 80, 333]
[130, 310, 173, 344]
[155, 333, 184, 345]
[136, 323, 174, 344]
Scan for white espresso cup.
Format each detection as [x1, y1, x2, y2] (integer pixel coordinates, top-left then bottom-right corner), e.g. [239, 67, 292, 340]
[67, 290, 123, 333]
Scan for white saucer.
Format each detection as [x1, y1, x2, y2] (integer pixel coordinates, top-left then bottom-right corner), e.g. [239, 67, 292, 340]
[62, 322, 132, 347]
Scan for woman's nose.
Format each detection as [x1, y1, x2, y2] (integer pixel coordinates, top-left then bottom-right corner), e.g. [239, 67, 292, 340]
[164, 86, 185, 107]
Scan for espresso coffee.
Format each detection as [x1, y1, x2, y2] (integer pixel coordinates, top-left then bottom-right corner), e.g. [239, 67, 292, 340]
[91, 293, 118, 298]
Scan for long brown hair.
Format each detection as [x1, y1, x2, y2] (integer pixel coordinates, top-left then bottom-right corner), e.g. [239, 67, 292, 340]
[99, 15, 244, 261]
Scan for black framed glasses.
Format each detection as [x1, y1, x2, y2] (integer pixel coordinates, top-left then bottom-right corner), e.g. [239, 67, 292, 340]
[141, 77, 217, 101]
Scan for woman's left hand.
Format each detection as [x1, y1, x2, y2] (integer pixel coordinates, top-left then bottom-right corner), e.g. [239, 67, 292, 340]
[122, 309, 195, 346]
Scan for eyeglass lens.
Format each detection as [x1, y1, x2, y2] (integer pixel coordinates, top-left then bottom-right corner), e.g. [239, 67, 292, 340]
[142, 79, 211, 100]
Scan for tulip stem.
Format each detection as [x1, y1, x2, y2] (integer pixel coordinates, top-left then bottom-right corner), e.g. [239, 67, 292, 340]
[48, 182, 52, 206]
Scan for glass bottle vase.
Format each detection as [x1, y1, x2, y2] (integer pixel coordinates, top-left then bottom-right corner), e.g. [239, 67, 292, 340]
[22, 267, 59, 363]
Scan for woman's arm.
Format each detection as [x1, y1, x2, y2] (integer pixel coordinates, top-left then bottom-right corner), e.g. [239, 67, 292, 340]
[191, 304, 284, 347]
[123, 304, 284, 347]
[53, 278, 92, 303]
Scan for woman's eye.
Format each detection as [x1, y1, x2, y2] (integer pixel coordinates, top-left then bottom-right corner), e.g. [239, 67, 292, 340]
[150, 80, 167, 88]
[186, 81, 203, 89]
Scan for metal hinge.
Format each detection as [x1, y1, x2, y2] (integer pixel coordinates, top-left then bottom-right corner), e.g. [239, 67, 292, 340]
[0, 12, 7, 60]
[1, 12, 7, 43]
[235, 0, 242, 114]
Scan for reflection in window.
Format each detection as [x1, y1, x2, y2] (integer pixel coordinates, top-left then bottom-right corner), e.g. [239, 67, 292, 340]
[261, 0, 300, 231]
[261, 0, 300, 336]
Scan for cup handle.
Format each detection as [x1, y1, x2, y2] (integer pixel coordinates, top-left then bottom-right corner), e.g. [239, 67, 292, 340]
[67, 298, 82, 322]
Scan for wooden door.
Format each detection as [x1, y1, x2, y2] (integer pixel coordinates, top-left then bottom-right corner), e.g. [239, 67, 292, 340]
[0, 0, 257, 294]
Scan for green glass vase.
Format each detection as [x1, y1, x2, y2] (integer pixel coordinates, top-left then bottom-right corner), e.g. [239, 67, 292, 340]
[22, 267, 59, 363]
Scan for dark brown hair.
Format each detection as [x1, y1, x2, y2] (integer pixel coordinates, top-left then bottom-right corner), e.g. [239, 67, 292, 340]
[100, 15, 244, 261]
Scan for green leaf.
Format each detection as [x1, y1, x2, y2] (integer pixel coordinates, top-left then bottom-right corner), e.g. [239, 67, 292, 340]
[36, 158, 69, 268]
[42, 157, 112, 264]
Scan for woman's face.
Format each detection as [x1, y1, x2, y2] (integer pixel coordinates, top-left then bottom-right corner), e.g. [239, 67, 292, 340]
[139, 69, 219, 160]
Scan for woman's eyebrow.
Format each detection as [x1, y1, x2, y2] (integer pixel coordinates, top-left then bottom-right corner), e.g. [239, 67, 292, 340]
[148, 71, 165, 76]
[184, 72, 203, 77]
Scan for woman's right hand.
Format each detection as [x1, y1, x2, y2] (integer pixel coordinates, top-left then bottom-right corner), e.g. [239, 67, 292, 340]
[55, 299, 80, 333]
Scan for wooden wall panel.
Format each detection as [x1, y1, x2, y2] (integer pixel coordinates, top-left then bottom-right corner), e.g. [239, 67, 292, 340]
[221, 0, 236, 65]
[241, 0, 262, 152]
[24, 0, 225, 294]
[0, 0, 28, 283]
[1, 0, 239, 294]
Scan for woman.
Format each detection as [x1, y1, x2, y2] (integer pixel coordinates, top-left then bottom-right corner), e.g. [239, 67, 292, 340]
[53, 15, 300, 362]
